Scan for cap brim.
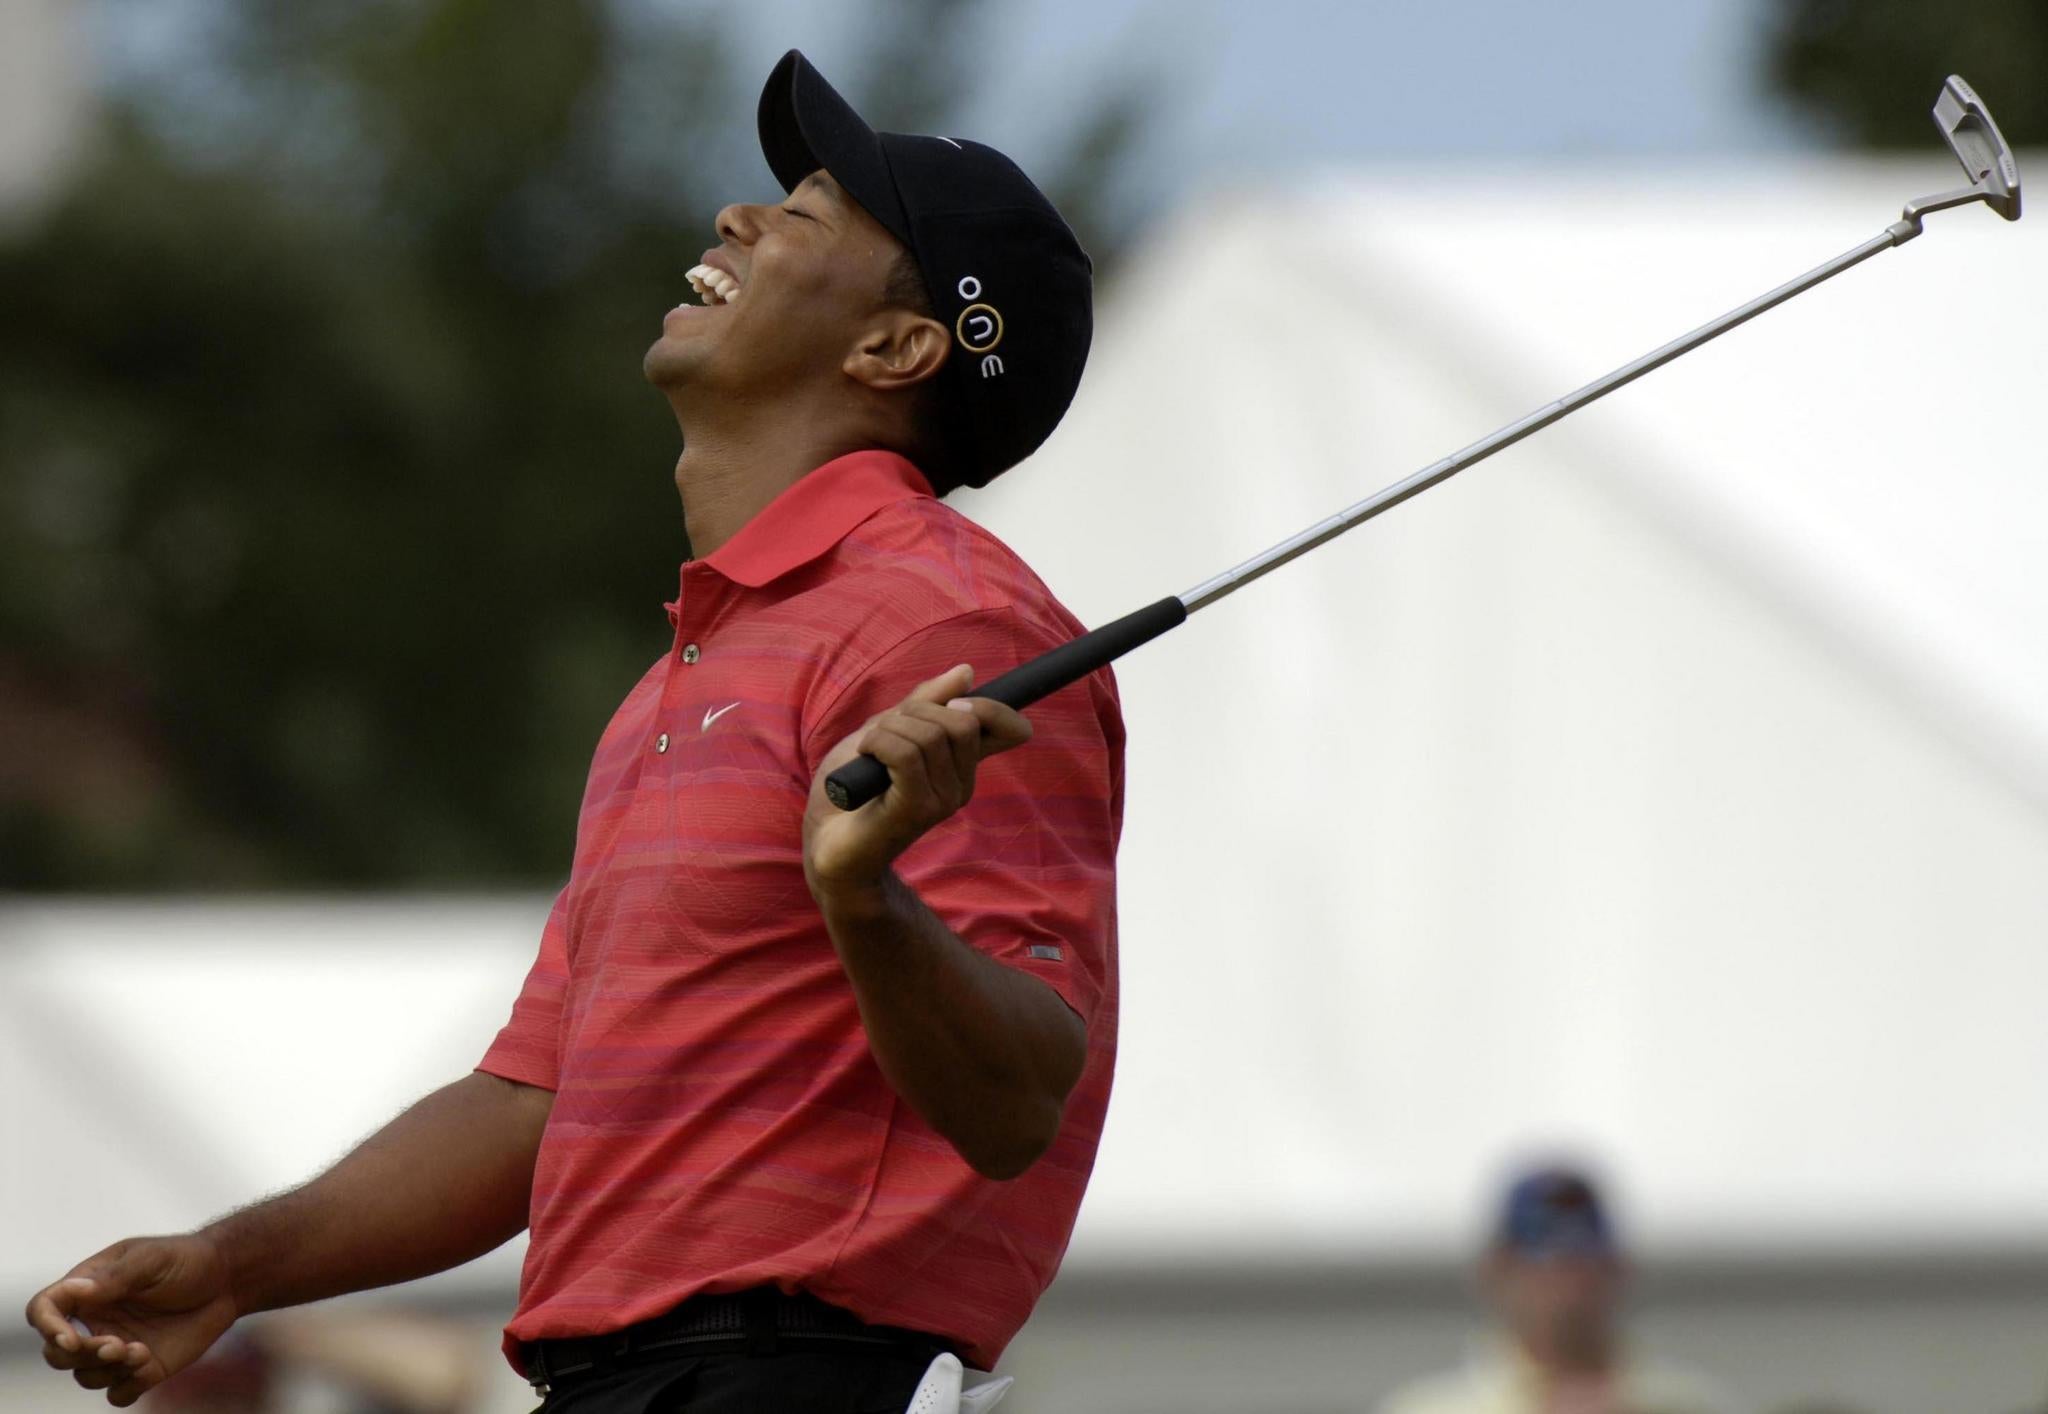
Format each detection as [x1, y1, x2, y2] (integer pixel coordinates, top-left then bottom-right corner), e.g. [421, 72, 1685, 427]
[757, 50, 912, 245]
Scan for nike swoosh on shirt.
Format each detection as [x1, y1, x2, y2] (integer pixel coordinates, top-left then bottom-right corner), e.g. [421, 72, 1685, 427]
[702, 702, 741, 732]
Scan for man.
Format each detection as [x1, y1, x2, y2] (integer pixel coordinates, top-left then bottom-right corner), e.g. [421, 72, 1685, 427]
[1377, 1166, 1730, 1414]
[25, 49, 1121, 1413]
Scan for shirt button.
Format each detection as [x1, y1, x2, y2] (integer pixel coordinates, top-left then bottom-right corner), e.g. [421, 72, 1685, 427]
[655, 733, 670, 754]
[681, 643, 700, 664]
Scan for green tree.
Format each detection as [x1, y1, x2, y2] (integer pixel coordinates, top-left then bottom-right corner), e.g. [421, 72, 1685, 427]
[1766, 0, 2048, 145]
[0, 0, 1145, 889]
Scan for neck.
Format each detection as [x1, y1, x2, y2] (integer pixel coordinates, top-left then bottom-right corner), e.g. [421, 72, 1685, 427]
[667, 386, 877, 559]
[1518, 1329, 1617, 1379]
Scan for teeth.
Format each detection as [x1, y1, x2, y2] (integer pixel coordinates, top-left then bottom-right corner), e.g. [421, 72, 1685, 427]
[684, 263, 741, 307]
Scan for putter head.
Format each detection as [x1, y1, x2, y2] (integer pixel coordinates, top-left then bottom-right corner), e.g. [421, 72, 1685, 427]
[1935, 75, 2020, 220]
[1905, 75, 2022, 227]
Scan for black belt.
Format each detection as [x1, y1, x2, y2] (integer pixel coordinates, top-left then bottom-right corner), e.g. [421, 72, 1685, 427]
[522, 1287, 956, 1394]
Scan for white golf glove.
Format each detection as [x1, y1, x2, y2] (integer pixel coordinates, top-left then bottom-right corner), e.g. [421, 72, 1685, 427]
[904, 1351, 1013, 1414]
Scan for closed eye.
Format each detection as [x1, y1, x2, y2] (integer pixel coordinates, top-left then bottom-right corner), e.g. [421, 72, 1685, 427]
[781, 206, 815, 221]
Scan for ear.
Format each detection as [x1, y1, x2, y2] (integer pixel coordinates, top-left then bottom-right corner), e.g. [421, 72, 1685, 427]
[845, 310, 950, 394]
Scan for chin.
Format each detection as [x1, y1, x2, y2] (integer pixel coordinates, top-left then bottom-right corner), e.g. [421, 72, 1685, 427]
[643, 336, 691, 387]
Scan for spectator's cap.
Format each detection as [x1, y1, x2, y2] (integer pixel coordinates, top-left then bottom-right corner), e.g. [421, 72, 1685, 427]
[756, 49, 1094, 491]
[1494, 1166, 1618, 1258]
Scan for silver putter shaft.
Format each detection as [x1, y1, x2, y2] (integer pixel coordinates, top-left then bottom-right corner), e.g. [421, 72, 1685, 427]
[826, 75, 2023, 812]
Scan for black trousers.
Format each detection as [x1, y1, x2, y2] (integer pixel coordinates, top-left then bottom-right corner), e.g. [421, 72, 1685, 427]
[531, 1347, 933, 1414]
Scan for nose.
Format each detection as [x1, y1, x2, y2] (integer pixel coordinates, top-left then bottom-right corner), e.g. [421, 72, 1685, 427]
[715, 202, 762, 247]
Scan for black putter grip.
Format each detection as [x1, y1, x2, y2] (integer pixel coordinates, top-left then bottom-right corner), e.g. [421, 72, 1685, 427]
[823, 595, 1188, 811]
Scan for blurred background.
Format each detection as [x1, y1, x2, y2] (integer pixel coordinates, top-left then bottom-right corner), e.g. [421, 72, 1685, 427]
[3, 0, 2045, 1410]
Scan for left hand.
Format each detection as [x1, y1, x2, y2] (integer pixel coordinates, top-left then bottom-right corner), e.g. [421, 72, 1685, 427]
[804, 664, 1032, 901]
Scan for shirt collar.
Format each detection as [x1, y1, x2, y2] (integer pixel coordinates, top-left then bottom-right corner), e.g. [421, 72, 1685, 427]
[699, 450, 935, 589]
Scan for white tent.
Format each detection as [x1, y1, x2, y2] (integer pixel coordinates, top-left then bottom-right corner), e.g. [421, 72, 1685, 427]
[0, 898, 548, 1302]
[957, 156, 2048, 1263]
[4, 160, 2045, 1313]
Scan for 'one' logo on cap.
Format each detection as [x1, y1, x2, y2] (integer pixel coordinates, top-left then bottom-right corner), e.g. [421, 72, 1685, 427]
[956, 303, 1003, 353]
[953, 276, 1003, 355]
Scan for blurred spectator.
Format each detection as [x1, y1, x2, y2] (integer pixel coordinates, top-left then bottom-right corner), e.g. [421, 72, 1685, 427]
[150, 1309, 483, 1414]
[147, 1330, 275, 1413]
[1377, 1164, 1732, 1414]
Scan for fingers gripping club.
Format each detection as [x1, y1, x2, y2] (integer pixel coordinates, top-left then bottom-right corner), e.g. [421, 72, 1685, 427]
[824, 597, 1187, 810]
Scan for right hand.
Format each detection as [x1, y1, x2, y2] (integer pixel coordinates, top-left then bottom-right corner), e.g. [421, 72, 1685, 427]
[23, 1234, 240, 1408]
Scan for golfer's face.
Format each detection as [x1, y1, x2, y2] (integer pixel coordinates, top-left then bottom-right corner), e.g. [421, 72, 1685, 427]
[1491, 1250, 1624, 1345]
[645, 169, 903, 393]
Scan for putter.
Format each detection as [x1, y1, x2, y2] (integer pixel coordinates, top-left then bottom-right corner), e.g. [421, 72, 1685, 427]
[827, 75, 2023, 811]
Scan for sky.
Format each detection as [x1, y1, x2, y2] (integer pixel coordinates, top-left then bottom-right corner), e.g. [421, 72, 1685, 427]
[727, 0, 1826, 223]
[27, 0, 1831, 235]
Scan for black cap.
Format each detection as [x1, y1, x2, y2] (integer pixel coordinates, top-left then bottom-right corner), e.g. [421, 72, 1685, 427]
[757, 49, 1093, 491]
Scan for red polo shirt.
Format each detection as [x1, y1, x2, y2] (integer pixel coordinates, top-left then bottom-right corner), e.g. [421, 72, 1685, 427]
[478, 450, 1123, 1373]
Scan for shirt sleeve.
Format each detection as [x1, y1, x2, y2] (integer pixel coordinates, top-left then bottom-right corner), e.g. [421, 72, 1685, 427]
[802, 606, 1125, 1031]
[476, 887, 570, 1091]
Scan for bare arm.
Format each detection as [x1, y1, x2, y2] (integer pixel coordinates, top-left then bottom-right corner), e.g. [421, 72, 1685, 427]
[207, 1068, 553, 1313]
[803, 664, 1089, 1180]
[814, 870, 1086, 1179]
[25, 1069, 551, 1407]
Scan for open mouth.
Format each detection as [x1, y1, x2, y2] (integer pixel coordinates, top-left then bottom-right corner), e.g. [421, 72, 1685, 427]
[685, 264, 743, 306]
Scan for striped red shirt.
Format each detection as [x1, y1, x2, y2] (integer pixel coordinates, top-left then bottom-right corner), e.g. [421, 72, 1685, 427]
[478, 450, 1123, 1372]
